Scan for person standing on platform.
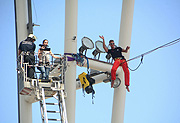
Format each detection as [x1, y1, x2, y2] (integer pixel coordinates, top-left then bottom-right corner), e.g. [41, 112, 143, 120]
[38, 39, 60, 79]
[18, 34, 37, 78]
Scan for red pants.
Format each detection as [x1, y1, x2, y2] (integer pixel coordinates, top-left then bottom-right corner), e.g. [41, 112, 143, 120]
[111, 59, 130, 86]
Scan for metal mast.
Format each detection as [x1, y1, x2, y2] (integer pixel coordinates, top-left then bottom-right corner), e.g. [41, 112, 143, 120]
[14, 0, 32, 122]
[15, 0, 34, 122]
[111, 0, 135, 123]
[64, 0, 78, 123]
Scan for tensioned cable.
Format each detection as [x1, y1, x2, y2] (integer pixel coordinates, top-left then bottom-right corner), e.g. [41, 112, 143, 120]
[124, 37, 180, 71]
[127, 37, 180, 63]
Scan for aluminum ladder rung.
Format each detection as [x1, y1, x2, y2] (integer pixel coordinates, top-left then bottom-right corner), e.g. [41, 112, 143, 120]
[46, 102, 58, 105]
[47, 110, 60, 113]
[48, 118, 61, 121]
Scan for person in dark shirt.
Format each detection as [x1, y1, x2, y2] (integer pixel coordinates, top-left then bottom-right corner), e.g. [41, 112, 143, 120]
[18, 34, 36, 55]
[18, 34, 37, 78]
[99, 35, 130, 92]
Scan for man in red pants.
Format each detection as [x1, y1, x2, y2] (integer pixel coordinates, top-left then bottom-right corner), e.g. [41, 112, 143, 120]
[99, 35, 130, 92]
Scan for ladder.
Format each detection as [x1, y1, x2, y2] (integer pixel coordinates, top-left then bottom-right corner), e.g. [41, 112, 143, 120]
[40, 88, 68, 123]
[38, 55, 68, 123]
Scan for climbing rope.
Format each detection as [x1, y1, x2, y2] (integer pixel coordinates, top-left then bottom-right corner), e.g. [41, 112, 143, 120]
[86, 57, 90, 75]
[123, 37, 180, 71]
[127, 37, 180, 62]
[128, 55, 143, 71]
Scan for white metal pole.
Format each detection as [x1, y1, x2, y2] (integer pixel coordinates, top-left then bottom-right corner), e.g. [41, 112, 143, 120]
[111, 0, 135, 123]
[75, 58, 122, 90]
[64, 0, 78, 122]
[83, 59, 112, 72]
[14, 0, 32, 123]
[15, 0, 28, 45]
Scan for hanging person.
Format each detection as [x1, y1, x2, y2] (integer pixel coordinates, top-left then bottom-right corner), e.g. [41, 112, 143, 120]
[37, 39, 60, 79]
[18, 34, 37, 78]
[99, 35, 130, 92]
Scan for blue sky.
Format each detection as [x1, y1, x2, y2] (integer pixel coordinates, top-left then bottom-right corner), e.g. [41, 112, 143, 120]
[1, 0, 180, 123]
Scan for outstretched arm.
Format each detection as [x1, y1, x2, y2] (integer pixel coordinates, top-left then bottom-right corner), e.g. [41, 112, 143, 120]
[50, 51, 60, 59]
[99, 35, 108, 52]
[122, 46, 130, 53]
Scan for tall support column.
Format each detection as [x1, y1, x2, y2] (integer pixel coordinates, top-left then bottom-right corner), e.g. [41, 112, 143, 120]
[14, 0, 32, 123]
[111, 0, 135, 123]
[27, 0, 33, 34]
[64, 0, 78, 123]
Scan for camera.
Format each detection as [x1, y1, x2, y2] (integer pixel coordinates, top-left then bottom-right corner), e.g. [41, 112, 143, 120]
[40, 48, 51, 51]
[39, 44, 50, 51]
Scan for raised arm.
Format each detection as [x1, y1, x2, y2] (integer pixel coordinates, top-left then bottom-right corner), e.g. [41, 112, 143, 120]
[122, 46, 130, 53]
[99, 35, 108, 52]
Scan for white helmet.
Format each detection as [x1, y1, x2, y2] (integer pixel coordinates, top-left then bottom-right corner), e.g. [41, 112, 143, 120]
[28, 34, 37, 41]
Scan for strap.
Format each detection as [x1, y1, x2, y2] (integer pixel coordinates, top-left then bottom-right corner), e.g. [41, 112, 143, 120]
[70, 53, 90, 75]
[92, 90, 95, 104]
[82, 84, 85, 97]
[86, 57, 90, 75]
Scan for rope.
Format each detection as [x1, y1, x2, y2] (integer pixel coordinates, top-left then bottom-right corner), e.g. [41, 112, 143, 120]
[86, 57, 90, 75]
[128, 55, 143, 71]
[121, 37, 180, 71]
[92, 90, 95, 104]
[127, 37, 180, 63]
[65, 53, 90, 74]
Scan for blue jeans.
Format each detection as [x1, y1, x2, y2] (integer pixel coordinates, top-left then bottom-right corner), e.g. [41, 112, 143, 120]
[38, 66, 50, 79]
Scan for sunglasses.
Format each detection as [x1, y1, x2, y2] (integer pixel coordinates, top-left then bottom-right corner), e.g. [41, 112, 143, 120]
[110, 43, 114, 45]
